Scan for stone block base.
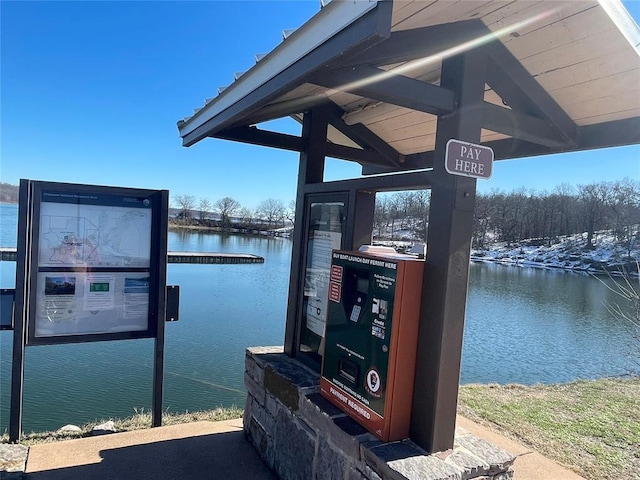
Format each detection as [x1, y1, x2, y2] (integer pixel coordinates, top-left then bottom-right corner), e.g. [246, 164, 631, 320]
[244, 347, 514, 480]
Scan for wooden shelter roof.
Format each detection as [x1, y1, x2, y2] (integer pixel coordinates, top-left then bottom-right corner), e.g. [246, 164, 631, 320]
[177, 0, 640, 172]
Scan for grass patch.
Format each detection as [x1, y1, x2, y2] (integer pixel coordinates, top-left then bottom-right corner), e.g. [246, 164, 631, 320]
[1, 406, 243, 446]
[458, 377, 640, 480]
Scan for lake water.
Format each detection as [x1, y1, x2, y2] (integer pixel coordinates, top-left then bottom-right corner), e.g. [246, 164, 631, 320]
[0, 203, 636, 433]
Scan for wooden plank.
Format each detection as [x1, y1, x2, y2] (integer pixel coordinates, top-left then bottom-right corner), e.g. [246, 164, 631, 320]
[534, 51, 636, 91]
[389, 132, 437, 155]
[565, 95, 640, 124]
[393, 0, 497, 31]
[391, 0, 443, 30]
[550, 69, 640, 106]
[486, 1, 596, 50]
[377, 117, 440, 142]
[480, 129, 509, 142]
[521, 27, 626, 76]
[368, 110, 436, 137]
[349, 103, 410, 125]
[502, 6, 612, 61]
[574, 108, 640, 126]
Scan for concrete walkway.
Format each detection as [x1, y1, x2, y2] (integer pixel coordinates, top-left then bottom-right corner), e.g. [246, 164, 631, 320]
[24, 419, 275, 480]
[4, 416, 585, 480]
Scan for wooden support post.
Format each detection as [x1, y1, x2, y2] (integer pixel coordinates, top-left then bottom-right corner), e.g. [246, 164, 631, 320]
[410, 51, 487, 452]
[284, 107, 329, 355]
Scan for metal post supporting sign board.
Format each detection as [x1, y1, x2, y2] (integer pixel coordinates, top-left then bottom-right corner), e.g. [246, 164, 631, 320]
[9, 179, 169, 441]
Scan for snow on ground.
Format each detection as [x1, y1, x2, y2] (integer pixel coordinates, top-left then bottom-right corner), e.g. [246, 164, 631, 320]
[471, 231, 638, 274]
[372, 228, 639, 275]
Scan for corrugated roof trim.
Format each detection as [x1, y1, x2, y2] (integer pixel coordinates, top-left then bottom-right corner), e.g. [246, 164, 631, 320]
[282, 28, 298, 39]
[185, 10, 316, 126]
[179, 0, 378, 138]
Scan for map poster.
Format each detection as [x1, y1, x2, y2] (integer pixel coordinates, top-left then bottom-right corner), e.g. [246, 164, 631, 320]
[18, 181, 168, 345]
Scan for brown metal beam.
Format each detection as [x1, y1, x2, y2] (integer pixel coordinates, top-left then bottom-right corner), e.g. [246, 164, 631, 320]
[325, 102, 404, 168]
[313, 65, 455, 116]
[485, 44, 578, 147]
[482, 102, 569, 148]
[342, 20, 490, 69]
[211, 125, 391, 166]
[411, 48, 486, 453]
[284, 106, 330, 356]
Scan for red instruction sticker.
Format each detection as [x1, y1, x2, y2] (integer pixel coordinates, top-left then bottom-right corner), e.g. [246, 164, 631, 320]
[330, 265, 343, 282]
[329, 281, 341, 303]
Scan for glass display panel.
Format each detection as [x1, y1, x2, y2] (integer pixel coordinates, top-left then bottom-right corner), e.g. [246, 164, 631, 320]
[22, 182, 165, 344]
[300, 199, 346, 359]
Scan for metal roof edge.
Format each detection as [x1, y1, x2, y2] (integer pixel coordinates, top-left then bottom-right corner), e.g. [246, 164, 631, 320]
[178, 0, 381, 140]
[598, 0, 640, 52]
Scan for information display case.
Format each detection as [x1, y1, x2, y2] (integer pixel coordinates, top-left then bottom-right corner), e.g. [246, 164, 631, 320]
[16, 180, 168, 345]
[320, 250, 424, 442]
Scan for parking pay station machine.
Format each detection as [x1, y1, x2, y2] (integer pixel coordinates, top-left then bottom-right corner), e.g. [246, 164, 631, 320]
[320, 250, 424, 442]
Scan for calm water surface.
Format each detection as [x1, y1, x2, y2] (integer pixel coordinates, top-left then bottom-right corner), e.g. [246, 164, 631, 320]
[0, 204, 636, 432]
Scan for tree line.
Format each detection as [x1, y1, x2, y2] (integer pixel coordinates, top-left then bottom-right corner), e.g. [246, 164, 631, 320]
[3, 178, 634, 250]
[173, 178, 639, 251]
[373, 178, 639, 252]
[172, 194, 295, 231]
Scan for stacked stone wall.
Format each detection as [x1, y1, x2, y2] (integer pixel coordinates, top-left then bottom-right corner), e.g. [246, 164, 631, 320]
[244, 346, 514, 480]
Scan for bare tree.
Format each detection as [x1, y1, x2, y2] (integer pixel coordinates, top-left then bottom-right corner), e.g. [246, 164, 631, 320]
[609, 178, 640, 256]
[173, 194, 196, 222]
[412, 190, 430, 241]
[199, 197, 212, 221]
[285, 200, 297, 226]
[215, 196, 241, 226]
[238, 207, 255, 226]
[374, 195, 389, 237]
[578, 182, 611, 248]
[258, 198, 285, 228]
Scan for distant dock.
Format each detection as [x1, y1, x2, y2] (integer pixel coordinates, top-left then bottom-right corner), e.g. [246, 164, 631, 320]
[0, 248, 264, 265]
[167, 251, 264, 264]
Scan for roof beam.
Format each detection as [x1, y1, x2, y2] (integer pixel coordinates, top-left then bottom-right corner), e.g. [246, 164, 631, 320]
[313, 65, 455, 116]
[211, 125, 391, 166]
[343, 20, 490, 68]
[484, 43, 578, 147]
[364, 115, 640, 169]
[304, 170, 434, 194]
[212, 126, 304, 151]
[325, 102, 404, 168]
[486, 116, 640, 160]
[578, 117, 640, 149]
[482, 102, 569, 148]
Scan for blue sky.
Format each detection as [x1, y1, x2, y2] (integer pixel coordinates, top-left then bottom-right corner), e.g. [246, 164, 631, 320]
[1, 1, 639, 210]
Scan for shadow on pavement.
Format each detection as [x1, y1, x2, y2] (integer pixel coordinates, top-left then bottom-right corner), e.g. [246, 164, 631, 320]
[26, 430, 276, 480]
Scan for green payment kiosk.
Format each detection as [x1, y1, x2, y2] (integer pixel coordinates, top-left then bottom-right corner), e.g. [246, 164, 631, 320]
[320, 249, 424, 442]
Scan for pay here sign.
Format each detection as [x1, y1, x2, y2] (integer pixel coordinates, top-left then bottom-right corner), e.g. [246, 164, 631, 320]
[445, 139, 494, 179]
